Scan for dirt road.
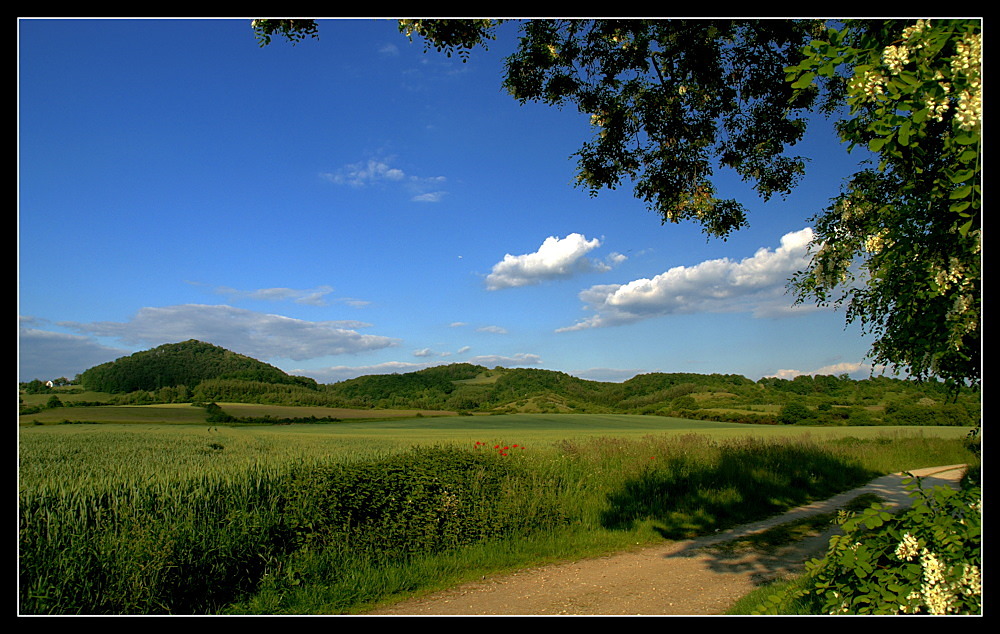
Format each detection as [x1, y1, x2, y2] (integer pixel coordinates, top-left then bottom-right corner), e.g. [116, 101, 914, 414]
[365, 465, 968, 616]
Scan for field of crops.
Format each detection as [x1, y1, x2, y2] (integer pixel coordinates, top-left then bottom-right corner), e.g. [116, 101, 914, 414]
[18, 414, 977, 615]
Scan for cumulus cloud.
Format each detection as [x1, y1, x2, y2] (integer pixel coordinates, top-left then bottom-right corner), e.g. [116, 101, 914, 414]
[766, 361, 888, 381]
[558, 228, 817, 332]
[57, 304, 399, 362]
[485, 233, 621, 290]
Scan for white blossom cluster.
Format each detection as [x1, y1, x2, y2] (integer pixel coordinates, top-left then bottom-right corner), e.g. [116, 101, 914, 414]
[952, 32, 983, 131]
[883, 45, 909, 74]
[863, 229, 890, 255]
[854, 21, 982, 133]
[851, 68, 886, 100]
[894, 532, 920, 561]
[891, 512, 982, 614]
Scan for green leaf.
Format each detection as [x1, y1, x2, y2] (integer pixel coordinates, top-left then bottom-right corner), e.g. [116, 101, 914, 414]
[898, 122, 911, 146]
[959, 149, 979, 163]
[791, 72, 816, 89]
[955, 132, 979, 145]
[950, 185, 972, 199]
[949, 169, 975, 183]
[868, 137, 888, 152]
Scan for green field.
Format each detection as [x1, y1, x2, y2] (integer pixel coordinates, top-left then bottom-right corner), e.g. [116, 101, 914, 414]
[18, 402, 457, 425]
[18, 412, 979, 615]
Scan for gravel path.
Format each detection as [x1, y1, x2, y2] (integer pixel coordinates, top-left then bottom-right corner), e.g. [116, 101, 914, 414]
[365, 465, 968, 616]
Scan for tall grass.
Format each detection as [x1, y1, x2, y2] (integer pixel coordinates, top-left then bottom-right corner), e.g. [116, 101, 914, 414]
[19, 424, 976, 614]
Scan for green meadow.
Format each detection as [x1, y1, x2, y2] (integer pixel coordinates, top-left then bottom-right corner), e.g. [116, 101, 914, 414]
[18, 410, 977, 615]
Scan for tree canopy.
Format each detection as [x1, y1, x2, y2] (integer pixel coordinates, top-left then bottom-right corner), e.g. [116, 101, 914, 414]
[251, 18, 982, 390]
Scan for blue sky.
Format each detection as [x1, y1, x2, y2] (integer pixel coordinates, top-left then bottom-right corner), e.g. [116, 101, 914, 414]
[19, 18, 884, 384]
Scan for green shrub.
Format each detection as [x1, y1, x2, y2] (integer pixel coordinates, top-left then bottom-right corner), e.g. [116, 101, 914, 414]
[778, 402, 814, 425]
[280, 446, 566, 559]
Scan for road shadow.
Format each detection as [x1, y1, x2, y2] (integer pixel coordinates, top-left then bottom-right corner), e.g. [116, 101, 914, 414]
[652, 465, 968, 586]
[598, 442, 880, 539]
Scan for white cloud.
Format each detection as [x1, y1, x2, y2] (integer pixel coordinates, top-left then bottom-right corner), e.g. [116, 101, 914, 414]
[208, 284, 337, 306]
[766, 361, 889, 381]
[467, 352, 542, 367]
[189, 282, 371, 308]
[485, 233, 620, 290]
[569, 367, 646, 383]
[300, 361, 436, 384]
[58, 304, 400, 361]
[321, 159, 406, 187]
[321, 158, 448, 202]
[18, 320, 130, 382]
[411, 191, 446, 203]
[476, 325, 508, 334]
[558, 228, 817, 332]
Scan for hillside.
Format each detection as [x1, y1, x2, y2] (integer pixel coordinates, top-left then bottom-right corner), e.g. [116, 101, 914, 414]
[319, 364, 979, 427]
[44, 341, 980, 427]
[76, 340, 317, 393]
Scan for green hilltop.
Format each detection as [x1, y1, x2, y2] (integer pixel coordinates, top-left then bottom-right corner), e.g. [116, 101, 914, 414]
[76, 339, 318, 394]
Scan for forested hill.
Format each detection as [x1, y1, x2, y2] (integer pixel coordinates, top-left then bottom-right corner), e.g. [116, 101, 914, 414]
[77, 340, 317, 393]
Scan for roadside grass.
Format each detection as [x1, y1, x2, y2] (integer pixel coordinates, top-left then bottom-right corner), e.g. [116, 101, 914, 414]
[18, 418, 978, 615]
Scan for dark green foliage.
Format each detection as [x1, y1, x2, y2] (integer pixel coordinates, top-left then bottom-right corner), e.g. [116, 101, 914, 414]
[319, 364, 487, 409]
[779, 402, 815, 425]
[281, 446, 566, 559]
[78, 340, 312, 394]
[884, 402, 972, 426]
[22, 379, 52, 394]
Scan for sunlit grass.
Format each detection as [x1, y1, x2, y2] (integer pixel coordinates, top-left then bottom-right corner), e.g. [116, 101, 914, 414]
[18, 417, 976, 615]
